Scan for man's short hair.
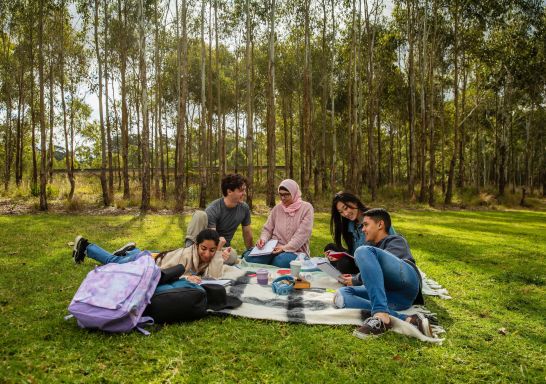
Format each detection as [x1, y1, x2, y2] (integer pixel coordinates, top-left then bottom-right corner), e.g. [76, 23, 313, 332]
[196, 228, 220, 245]
[363, 208, 392, 232]
[221, 174, 247, 196]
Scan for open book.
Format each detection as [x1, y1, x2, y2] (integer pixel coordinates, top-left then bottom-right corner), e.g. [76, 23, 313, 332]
[200, 279, 232, 286]
[317, 260, 346, 284]
[325, 250, 353, 260]
[248, 239, 279, 256]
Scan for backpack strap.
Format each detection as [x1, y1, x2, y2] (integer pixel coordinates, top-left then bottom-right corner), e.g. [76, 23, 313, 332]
[135, 316, 155, 336]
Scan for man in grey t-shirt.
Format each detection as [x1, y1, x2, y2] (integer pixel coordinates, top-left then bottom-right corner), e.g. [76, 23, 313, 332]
[185, 174, 253, 265]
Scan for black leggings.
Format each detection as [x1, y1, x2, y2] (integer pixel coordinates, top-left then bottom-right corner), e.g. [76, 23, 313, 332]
[323, 243, 360, 274]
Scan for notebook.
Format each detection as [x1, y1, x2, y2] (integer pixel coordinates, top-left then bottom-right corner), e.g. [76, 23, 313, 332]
[248, 239, 279, 256]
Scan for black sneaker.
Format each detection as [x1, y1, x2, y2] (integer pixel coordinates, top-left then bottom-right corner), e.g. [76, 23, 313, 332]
[72, 236, 88, 264]
[407, 313, 434, 338]
[113, 242, 136, 256]
[353, 316, 393, 338]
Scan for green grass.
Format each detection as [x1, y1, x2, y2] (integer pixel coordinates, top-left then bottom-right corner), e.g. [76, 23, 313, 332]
[0, 210, 544, 383]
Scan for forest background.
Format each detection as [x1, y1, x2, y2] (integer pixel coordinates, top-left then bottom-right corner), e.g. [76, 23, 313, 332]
[1, 0, 545, 213]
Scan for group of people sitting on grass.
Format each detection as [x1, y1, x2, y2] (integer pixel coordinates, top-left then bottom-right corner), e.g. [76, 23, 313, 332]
[72, 173, 432, 339]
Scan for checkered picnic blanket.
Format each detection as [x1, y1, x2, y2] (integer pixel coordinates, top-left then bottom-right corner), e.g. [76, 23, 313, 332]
[219, 263, 448, 344]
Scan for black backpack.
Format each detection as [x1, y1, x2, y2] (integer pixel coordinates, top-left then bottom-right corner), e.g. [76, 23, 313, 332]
[143, 282, 208, 324]
[143, 265, 208, 324]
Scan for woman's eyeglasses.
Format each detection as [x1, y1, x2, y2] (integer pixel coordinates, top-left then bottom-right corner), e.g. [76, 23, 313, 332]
[278, 192, 291, 198]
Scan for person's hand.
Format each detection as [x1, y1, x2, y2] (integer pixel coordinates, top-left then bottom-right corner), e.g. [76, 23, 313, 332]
[256, 239, 265, 249]
[218, 237, 227, 249]
[272, 245, 284, 254]
[338, 274, 353, 286]
[324, 250, 337, 262]
[222, 247, 232, 261]
[186, 275, 202, 284]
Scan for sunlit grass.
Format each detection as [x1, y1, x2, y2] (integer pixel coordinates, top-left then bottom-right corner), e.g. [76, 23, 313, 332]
[0, 210, 544, 382]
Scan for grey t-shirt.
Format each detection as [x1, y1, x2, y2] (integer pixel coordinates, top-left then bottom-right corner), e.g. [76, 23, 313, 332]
[372, 235, 415, 264]
[205, 198, 251, 246]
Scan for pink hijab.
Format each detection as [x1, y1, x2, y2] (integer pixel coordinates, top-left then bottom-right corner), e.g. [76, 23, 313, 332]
[279, 179, 303, 216]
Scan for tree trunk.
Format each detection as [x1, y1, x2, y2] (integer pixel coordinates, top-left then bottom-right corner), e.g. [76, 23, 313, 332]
[60, 1, 75, 201]
[38, 0, 48, 210]
[154, 0, 166, 199]
[215, 0, 226, 181]
[289, 94, 294, 179]
[457, 56, 467, 189]
[199, 0, 208, 208]
[111, 75, 121, 188]
[407, 0, 416, 200]
[118, 0, 130, 199]
[104, 0, 114, 201]
[329, 0, 336, 192]
[363, 0, 377, 200]
[418, 8, 428, 203]
[3, 80, 12, 191]
[444, 0, 459, 205]
[94, 0, 110, 206]
[15, 60, 25, 187]
[266, 0, 276, 207]
[139, 0, 150, 210]
[302, 0, 312, 200]
[234, 49, 240, 174]
[48, 53, 54, 182]
[29, 7, 38, 193]
[347, 0, 356, 192]
[68, 85, 77, 200]
[428, 0, 438, 206]
[245, 0, 254, 210]
[207, 1, 214, 194]
[388, 124, 394, 185]
[318, 0, 328, 195]
[282, 96, 289, 177]
[175, 0, 188, 211]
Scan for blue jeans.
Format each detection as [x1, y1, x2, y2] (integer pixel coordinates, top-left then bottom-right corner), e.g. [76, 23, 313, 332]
[86, 244, 144, 265]
[335, 245, 419, 320]
[243, 252, 298, 268]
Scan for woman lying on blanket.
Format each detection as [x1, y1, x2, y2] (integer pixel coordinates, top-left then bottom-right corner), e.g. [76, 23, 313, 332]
[333, 208, 432, 339]
[71, 228, 227, 282]
[244, 179, 314, 268]
[325, 192, 396, 274]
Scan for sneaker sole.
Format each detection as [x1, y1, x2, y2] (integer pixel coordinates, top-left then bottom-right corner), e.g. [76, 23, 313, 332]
[73, 236, 85, 264]
[72, 236, 82, 263]
[413, 313, 434, 338]
[113, 242, 136, 256]
[419, 317, 434, 338]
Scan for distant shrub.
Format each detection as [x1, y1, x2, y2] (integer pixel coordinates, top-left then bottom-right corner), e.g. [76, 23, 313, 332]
[46, 184, 59, 199]
[64, 196, 84, 212]
[115, 198, 127, 210]
[30, 184, 40, 197]
[128, 196, 140, 207]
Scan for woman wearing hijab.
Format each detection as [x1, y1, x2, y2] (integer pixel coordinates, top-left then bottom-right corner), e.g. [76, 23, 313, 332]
[244, 179, 314, 267]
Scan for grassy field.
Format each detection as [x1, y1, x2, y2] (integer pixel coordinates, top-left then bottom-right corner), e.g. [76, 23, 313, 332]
[0, 210, 544, 383]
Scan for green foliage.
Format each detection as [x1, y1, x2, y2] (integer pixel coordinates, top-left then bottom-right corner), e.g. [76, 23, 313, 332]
[46, 183, 59, 199]
[0, 211, 544, 382]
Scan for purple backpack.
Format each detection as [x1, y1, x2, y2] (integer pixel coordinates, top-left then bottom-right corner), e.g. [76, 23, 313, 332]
[67, 252, 161, 335]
